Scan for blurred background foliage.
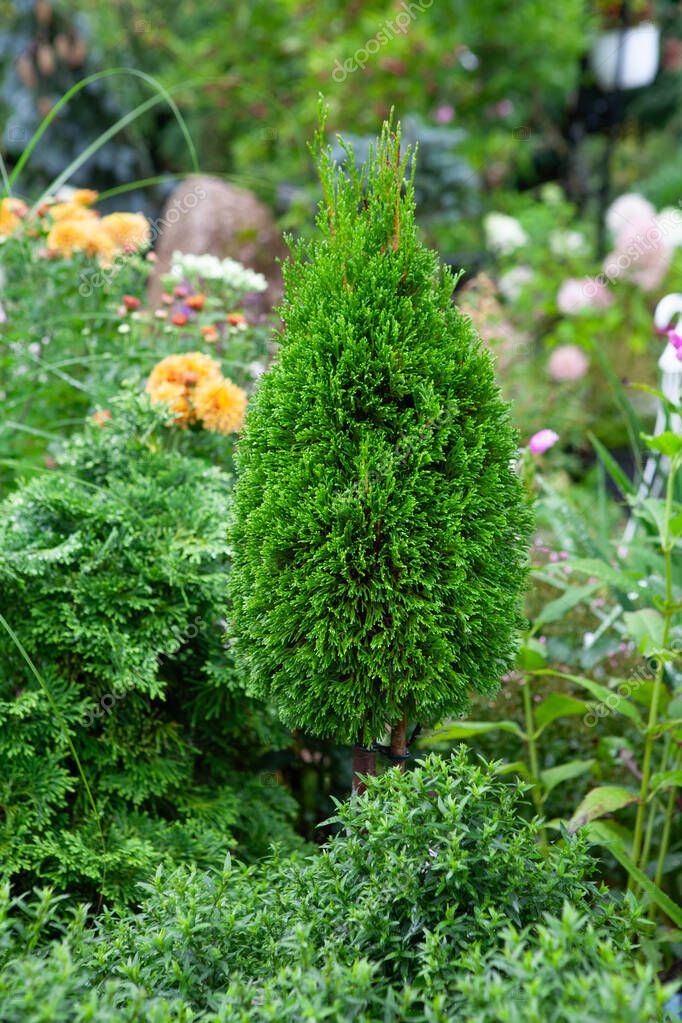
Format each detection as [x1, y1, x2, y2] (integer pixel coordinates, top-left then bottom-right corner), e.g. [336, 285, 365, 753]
[0, 1, 680, 241]
[0, 2, 660, 205]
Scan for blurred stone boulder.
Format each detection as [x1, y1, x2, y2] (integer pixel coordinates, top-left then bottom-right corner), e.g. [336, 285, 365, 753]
[149, 176, 287, 310]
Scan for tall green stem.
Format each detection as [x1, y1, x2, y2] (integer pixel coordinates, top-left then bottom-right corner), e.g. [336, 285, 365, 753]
[522, 678, 544, 826]
[641, 734, 671, 875]
[654, 746, 682, 894]
[629, 464, 677, 891]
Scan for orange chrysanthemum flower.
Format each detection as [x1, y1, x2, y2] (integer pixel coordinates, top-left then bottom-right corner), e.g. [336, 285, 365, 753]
[147, 380, 192, 427]
[48, 202, 99, 223]
[101, 212, 151, 254]
[72, 189, 99, 206]
[193, 377, 248, 435]
[146, 352, 223, 427]
[147, 352, 221, 391]
[46, 218, 116, 262]
[146, 353, 247, 434]
[0, 197, 27, 239]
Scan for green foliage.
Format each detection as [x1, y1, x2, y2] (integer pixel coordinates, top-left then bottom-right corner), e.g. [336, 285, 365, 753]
[78, 0, 587, 202]
[0, 395, 300, 902]
[0, 1, 150, 196]
[424, 389, 682, 926]
[453, 903, 676, 1023]
[0, 752, 671, 1022]
[231, 119, 531, 745]
[464, 186, 674, 459]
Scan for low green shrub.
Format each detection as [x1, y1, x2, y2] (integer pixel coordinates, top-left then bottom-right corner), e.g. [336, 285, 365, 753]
[1, 751, 671, 1022]
[0, 395, 300, 903]
[454, 904, 675, 1023]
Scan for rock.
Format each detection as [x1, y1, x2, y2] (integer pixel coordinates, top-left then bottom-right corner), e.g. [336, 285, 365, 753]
[148, 176, 287, 311]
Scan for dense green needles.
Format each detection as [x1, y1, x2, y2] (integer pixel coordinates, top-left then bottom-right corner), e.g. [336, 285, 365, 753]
[0, 396, 299, 901]
[230, 115, 532, 756]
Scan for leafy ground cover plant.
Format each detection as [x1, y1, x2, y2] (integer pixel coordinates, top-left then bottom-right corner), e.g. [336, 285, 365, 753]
[230, 113, 531, 785]
[0, 394, 300, 903]
[0, 751, 672, 1022]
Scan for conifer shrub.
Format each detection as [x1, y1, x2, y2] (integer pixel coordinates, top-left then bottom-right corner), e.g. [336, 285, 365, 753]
[0, 394, 300, 903]
[0, 752, 671, 1022]
[230, 115, 532, 765]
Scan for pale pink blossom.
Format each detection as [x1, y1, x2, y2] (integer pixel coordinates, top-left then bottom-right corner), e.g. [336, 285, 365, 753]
[434, 104, 455, 124]
[548, 344, 589, 382]
[604, 215, 672, 292]
[498, 266, 533, 301]
[495, 99, 514, 118]
[557, 277, 612, 314]
[529, 429, 559, 455]
[606, 193, 656, 235]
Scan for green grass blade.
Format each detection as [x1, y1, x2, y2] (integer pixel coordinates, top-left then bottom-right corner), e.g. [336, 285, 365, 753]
[7, 67, 198, 197]
[588, 821, 682, 926]
[589, 339, 644, 478]
[589, 431, 636, 498]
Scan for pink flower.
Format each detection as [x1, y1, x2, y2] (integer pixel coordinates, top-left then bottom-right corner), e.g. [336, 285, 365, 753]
[606, 193, 656, 235]
[557, 277, 612, 315]
[667, 330, 682, 350]
[548, 344, 589, 382]
[604, 216, 672, 292]
[494, 99, 514, 118]
[529, 429, 559, 455]
[434, 104, 455, 124]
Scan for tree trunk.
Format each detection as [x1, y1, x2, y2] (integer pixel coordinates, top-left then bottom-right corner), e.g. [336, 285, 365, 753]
[352, 745, 376, 796]
[390, 716, 408, 771]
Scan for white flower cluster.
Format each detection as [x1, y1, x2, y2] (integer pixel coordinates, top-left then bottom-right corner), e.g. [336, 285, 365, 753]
[170, 251, 267, 293]
[483, 213, 528, 255]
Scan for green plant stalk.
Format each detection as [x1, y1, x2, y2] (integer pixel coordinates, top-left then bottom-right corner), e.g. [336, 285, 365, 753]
[629, 462, 677, 890]
[639, 800, 657, 874]
[522, 678, 543, 819]
[654, 746, 682, 893]
[640, 733, 671, 872]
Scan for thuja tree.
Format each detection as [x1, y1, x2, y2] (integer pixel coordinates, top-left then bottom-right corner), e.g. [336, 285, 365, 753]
[230, 115, 532, 787]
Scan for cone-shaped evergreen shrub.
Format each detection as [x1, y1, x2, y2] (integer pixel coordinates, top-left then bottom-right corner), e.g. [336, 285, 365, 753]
[230, 116, 532, 747]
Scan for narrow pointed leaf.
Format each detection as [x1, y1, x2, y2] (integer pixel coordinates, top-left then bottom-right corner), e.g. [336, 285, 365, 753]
[569, 786, 637, 832]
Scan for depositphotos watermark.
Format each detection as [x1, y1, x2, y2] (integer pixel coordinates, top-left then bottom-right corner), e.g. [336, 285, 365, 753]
[332, 0, 433, 82]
